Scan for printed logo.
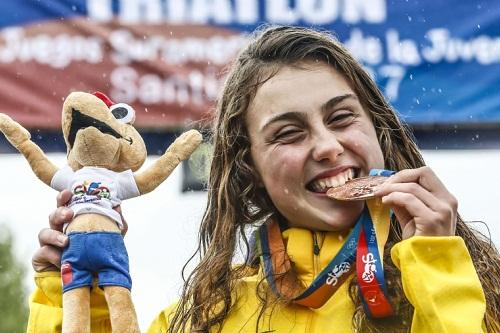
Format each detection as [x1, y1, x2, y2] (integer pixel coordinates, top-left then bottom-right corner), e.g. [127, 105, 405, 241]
[61, 262, 73, 285]
[326, 262, 351, 286]
[364, 290, 380, 305]
[73, 181, 110, 199]
[70, 181, 111, 206]
[361, 253, 377, 283]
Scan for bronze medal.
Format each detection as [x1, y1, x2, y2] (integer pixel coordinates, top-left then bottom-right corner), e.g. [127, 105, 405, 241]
[326, 176, 387, 201]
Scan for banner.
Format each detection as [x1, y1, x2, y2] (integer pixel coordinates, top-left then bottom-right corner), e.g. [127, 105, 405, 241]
[0, 0, 499, 128]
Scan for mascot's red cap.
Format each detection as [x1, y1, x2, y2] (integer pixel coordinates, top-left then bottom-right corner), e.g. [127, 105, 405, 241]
[93, 91, 114, 108]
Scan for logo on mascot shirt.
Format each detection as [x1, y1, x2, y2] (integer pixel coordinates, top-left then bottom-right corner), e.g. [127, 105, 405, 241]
[72, 181, 111, 200]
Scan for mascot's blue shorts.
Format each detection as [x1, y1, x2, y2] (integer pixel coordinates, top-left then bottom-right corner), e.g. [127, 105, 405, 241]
[61, 231, 131, 293]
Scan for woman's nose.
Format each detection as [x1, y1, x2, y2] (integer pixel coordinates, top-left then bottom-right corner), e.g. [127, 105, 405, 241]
[311, 128, 344, 162]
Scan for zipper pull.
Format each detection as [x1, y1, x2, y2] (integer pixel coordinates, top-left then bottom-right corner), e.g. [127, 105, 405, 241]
[313, 232, 320, 255]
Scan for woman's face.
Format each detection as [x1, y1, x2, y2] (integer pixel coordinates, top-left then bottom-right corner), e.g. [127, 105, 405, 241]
[246, 61, 385, 231]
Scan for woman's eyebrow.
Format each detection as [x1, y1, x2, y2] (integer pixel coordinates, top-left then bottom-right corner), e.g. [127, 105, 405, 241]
[260, 94, 357, 132]
[321, 94, 358, 113]
[261, 111, 308, 132]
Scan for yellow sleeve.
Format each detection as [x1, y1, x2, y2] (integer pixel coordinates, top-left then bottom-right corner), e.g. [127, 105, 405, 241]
[147, 303, 177, 333]
[27, 271, 112, 332]
[391, 236, 486, 333]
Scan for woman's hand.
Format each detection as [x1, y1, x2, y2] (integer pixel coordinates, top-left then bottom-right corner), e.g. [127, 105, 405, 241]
[374, 166, 458, 240]
[32, 190, 128, 272]
[32, 190, 73, 272]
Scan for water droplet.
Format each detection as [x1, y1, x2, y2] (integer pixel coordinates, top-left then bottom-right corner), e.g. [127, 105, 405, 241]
[409, 74, 413, 80]
[477, 24, 481, 29]
[408, 16, 412, 22]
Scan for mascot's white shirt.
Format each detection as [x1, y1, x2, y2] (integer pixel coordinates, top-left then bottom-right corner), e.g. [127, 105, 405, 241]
[51, 166, 140, 230]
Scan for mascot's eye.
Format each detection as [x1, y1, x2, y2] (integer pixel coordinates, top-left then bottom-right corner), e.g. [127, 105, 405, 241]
[110, 103, 135, 124]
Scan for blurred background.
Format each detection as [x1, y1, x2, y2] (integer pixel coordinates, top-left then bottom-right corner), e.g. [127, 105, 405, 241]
[0, 0, 499, 331]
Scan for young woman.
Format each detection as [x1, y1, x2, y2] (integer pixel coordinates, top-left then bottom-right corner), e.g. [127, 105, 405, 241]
[29, 26, 499, 332]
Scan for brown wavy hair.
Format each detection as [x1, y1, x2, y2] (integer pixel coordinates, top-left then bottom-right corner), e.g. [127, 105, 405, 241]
[168, 26, 500, 332]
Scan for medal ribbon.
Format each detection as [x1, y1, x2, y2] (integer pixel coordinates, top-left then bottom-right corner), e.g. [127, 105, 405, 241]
[255, 169, 395, 317]
[356, 210, 394, 317]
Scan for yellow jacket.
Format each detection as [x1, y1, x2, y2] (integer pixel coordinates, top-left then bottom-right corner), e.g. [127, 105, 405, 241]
[28, 203, 486, 332]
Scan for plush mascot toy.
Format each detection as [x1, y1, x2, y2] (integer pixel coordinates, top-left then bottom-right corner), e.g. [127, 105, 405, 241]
[0, 91, 202, 333]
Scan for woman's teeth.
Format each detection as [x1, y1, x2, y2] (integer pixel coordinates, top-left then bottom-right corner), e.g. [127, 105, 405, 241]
[310, 169, 354, 192]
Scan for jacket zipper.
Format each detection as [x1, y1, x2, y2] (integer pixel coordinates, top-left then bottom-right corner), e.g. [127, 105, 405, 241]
[310, 231, 323, 332]
[312, 232, 322, 277]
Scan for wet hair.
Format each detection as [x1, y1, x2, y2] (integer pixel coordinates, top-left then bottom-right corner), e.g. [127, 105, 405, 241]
[168, 25, 500, 332]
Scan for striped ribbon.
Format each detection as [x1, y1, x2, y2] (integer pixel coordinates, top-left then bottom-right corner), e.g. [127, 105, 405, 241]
[255, 169, 395, 316]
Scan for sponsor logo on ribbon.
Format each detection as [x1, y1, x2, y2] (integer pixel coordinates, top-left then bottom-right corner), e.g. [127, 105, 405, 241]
[326, 262, 351, 286]
[361, 253, 377, 283]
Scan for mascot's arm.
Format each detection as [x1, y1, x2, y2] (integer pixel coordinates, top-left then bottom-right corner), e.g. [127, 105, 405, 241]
[0, 113, 58, 186]
[134, 129, 202, 195]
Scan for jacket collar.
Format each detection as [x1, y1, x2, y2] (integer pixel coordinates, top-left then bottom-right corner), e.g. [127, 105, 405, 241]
[280, 199, 391, 285]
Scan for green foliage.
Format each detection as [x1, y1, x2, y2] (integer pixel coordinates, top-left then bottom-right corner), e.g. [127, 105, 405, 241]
[0, 224, 28, 333]
[187, 142, 213, 182]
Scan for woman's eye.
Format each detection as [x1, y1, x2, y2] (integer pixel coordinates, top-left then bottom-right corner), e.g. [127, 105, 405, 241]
[328, 112, 355, 125]
[274, 128, 303, 142]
